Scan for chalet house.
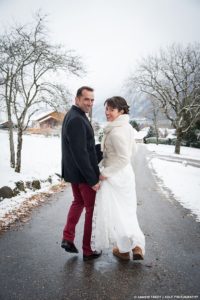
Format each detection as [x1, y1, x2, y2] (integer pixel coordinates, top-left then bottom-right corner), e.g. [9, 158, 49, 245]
[0, 121, 10, 129]
[33, 111, 65, 129]
[0, 121, 17, 129]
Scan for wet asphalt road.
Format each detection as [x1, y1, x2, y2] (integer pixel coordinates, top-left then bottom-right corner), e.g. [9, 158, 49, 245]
[0, 145, 200, 300]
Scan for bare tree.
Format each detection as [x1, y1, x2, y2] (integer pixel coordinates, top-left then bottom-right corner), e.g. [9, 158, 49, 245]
[0, 26, 36, 167]
[143, 96, 170, 144]
[148, 98, 160, 144]
[0, 12, 85, 172]
[127, 43, 200, 154]
[37, 83, 72, 113]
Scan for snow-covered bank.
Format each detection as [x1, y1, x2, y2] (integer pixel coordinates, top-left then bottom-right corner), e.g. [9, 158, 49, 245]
[147, 143, 200, 161]
[0, 130, 61, 188]
[0, 183, 67, 229]
[147, 144, 200, 222]
[0, 130, 63, 227]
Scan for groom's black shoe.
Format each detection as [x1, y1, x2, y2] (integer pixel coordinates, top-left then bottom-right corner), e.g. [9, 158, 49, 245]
[61, 239, 79, 253]
[83, 251, 102, 261]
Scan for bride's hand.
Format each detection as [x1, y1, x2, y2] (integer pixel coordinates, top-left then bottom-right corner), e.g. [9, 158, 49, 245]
[100, 174, 107, 181]
[92, 182, 100, 191]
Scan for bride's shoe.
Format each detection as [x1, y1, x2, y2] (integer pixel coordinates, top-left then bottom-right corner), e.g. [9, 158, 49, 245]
[112, 247, 130, 260]
[132, 246, 144, 260]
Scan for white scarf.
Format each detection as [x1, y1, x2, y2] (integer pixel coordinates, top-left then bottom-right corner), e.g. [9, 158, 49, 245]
[101, 114, 130, 151]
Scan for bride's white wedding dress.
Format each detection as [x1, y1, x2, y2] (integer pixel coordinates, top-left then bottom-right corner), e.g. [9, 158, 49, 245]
[91, 114, 145, 254]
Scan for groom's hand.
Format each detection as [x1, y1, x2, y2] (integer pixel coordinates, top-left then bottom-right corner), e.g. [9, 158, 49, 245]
[92, 182, 100, 191]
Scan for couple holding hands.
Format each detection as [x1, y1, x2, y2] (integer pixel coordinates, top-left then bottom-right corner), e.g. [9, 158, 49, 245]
[61, 86, 145, 261]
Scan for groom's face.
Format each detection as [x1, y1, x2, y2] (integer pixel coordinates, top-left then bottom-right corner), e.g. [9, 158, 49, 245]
[75, 89, 94, 113]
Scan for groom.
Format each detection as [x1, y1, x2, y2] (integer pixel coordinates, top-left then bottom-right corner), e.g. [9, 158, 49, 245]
[61, 86, 102, 261]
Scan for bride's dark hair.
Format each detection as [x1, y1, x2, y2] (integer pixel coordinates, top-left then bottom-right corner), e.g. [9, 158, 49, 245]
[104, 96, 129, 114]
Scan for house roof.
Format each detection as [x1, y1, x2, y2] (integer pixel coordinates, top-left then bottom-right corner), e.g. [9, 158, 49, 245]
[38, 112, 65, 123]
[0, 121, 8, 125]
[38, 115, 59, 123]
[32, 110, 55, 121]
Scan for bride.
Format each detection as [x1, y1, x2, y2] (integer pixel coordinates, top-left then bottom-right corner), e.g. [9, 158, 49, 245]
[92, 96, 145, 260]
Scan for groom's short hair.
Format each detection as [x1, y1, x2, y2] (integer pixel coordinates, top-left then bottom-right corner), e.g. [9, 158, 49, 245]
[76, 86, 94, 97]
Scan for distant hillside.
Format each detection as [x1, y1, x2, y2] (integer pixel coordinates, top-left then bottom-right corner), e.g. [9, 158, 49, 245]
[129, 98, 151, 118]
[92, 102, 106, 122]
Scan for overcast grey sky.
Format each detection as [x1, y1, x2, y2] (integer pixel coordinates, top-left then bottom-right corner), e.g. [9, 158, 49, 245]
[0, 0, 200, 104]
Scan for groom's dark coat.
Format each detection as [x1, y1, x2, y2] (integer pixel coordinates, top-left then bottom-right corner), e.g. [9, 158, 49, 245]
[61, 105, 100, 186]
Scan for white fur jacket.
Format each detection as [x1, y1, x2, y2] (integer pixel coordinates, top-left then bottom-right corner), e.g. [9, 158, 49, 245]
[100, 114, 137, 177]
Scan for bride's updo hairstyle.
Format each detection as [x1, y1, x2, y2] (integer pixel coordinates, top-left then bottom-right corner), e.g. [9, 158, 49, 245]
[104, 96, 129, 114]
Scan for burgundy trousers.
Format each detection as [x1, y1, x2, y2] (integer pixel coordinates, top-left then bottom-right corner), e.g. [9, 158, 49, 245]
[63, 183, 96, 255]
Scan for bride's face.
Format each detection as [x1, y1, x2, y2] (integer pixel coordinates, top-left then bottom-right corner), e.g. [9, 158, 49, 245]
[105, 105, 123, 122]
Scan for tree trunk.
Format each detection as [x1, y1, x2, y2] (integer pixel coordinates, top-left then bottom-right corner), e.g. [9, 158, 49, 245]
[154, 121, 159, 145]
[7, 110, 15, 168]
[175, 128, 183, 154]
[152, 104, 159, 145]
[5, 76, 15, 168]
[15, 127, 23, 173]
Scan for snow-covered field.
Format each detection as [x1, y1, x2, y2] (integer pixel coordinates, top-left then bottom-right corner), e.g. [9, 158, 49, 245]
[0, 130, 61, 188]
[147, 143, 200, 160]
[0, 130, 62, 226]
[147, 144, 200, 222]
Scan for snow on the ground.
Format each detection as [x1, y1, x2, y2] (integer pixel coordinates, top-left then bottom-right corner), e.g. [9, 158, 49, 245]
[147, 144, 200, 222]
[147, 143, 200, 160]
[0, 130, 61, 188]
[0, 185, 57, 227]
[134, 127, 149, 139]
[0, 130, 62, 224]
